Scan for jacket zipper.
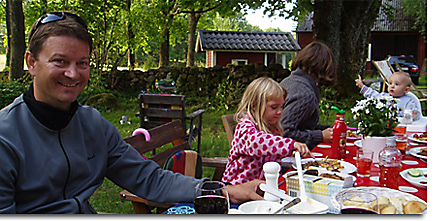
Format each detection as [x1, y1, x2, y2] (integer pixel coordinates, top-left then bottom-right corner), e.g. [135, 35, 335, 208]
[58, 131, 71, 200]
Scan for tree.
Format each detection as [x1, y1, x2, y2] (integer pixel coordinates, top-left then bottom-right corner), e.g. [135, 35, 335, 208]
[7, 0, 25, 80]
[401, 0, 426, 40]
[180, 0, 264, 67]
[314, 0, 381, 95]
[265, 0, 381, 96]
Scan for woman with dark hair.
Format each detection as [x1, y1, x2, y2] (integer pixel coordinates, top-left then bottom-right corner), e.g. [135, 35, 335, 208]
[280, 41, 337, 149]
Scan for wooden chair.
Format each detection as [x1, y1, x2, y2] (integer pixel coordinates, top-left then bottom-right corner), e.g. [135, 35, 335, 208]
[120, 120, 191, 214]
[221, 114, 237, 147]
[195, 114, 236, 181]
[137, 93, 206, 153]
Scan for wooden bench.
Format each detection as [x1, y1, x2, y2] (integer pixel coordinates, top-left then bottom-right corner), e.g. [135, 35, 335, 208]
[137, 93, 205, 153]
[120, 120, 191, 213]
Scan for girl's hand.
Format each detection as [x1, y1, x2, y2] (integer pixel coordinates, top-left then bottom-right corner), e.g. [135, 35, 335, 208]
[293, 142, 310, 157]
[355, 74, 365, 88]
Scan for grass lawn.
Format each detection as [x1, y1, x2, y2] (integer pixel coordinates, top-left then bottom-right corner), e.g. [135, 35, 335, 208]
[88, 75, 427, 214]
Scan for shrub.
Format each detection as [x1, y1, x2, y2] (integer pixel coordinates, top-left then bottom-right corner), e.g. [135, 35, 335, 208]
[0, 80, 27, 109]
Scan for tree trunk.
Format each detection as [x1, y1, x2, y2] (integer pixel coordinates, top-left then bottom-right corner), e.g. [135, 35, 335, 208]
[127, 0, 135, 70]
[159, 28, 170, 67]
[8, 0, 25, 80]
[313, 0, 381, 96]
[186, 12, 201, 67]
[5, 0, 10, 71]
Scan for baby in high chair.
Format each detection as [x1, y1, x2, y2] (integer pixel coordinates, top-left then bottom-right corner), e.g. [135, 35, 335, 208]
[355, 71, 421, 121]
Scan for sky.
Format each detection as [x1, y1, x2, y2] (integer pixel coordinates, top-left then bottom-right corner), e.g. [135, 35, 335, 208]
[245, 9, 297, 32]
[245, 4, 297, 32]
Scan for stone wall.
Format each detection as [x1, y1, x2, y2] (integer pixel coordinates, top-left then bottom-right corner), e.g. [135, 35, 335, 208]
[111, 63, 291, 98]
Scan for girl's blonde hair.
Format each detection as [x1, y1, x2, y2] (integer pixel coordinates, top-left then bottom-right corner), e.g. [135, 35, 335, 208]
[235, 77, 287, 135]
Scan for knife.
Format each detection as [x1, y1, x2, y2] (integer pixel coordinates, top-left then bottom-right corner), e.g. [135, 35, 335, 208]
[272, 197, 301, 214]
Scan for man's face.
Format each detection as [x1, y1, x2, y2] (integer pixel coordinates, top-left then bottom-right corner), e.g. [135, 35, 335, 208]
[26, 35, 90, 110]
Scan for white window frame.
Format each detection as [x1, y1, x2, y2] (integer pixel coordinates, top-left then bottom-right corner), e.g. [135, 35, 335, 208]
[231, 59, 248, 65]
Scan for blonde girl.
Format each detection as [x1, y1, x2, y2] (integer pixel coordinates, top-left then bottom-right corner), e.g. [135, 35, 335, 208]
[222, 77, 310, 185]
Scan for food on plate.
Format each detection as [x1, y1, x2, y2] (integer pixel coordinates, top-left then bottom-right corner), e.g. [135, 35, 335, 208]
[343, 195, 372, 210]
[418, 148, 427, 156]
[373, 196, 390, 211]
[342, 194, 426, 214]
[408, 168, 424, 177]
[381, 206, 396, 214]
[413, 133, 427, 141]
[304, 169, 319, 176]
[346, 130, 358, 138]
[319, 173, 345, 181]
[404, 201, 427, 214]
[303, 159, 344, 172]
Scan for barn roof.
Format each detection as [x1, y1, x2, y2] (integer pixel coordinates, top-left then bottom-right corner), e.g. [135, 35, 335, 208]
[195, 30, 300, 53]
[296, 0, 416, 33]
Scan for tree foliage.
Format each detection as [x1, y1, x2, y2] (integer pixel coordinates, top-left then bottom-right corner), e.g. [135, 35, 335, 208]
[401, 0, 426, 39]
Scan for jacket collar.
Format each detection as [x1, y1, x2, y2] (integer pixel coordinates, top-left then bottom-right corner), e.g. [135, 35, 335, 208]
[23, 83, 79, 130]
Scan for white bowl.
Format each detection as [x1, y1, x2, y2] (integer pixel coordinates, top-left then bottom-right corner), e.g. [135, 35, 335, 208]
[238, 200, 282, 214]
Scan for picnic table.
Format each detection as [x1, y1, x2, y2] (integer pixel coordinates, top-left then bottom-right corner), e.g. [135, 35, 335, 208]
[278, 139, 427, 202]
[163, 120, 427, 214]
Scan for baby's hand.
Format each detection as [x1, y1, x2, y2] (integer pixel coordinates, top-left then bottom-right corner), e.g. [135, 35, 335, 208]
[355, 74, 364, 88]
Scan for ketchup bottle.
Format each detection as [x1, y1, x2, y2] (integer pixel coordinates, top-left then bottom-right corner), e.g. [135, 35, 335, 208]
[331, 106, 346, 159]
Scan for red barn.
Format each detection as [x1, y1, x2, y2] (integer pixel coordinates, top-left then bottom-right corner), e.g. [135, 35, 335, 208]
[195, 30, 300, 68]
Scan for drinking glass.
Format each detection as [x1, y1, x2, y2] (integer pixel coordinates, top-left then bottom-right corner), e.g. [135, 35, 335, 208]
[356, 149, 373, 177]
[340, 190, 379, 214]
[395, 134, 407, 154]
[194, 181, 229, 214]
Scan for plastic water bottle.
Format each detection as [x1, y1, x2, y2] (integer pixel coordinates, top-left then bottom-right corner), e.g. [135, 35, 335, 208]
[379, 137, 402, 189]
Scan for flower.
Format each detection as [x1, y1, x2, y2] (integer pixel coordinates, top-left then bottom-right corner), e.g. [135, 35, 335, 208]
[351, 94, 399, 137]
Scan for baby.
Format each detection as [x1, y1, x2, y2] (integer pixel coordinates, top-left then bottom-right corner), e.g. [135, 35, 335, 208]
[355, 71, 421, 121]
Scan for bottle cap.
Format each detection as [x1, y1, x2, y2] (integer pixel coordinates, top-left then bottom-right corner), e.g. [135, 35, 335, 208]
[331, 106, 345, 114]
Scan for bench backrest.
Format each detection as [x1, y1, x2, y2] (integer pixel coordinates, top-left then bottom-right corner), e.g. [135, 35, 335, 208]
[138, 93, 187, 132]
[123, 120, 190, 168]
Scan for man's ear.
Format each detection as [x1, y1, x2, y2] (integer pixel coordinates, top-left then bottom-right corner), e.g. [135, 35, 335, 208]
[25, 51, 36, 76]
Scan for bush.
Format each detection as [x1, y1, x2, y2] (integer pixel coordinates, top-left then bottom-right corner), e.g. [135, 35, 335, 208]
[0, 80, 27, 109]
[85, 93, 118, 111]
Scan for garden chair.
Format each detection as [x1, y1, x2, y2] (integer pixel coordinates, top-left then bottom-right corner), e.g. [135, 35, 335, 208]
[137, 93, 206, 153]
[120, 120, 192, 214]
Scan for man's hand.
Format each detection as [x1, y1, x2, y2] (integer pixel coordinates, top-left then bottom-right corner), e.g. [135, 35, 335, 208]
[226, 179, 265, 204]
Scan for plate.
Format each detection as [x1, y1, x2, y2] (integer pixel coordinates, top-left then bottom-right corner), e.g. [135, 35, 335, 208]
[400, 168, 427, 189]
[292, 158, 357, 174]
[409, 147, 427, 160]
[354, 140, 362, 148]
[408, 133, 427, 144]
[330, 187, 427, 214]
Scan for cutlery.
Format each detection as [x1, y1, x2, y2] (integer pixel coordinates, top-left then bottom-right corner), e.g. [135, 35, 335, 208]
[272, 197, 301, 214]
[259, 183, 294, 202]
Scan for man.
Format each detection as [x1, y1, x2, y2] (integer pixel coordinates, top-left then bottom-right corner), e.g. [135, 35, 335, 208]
[0, 11, 264, 214]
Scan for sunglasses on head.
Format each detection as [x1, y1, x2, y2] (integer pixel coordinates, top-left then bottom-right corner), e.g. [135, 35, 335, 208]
[28, 12, 88, 41]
